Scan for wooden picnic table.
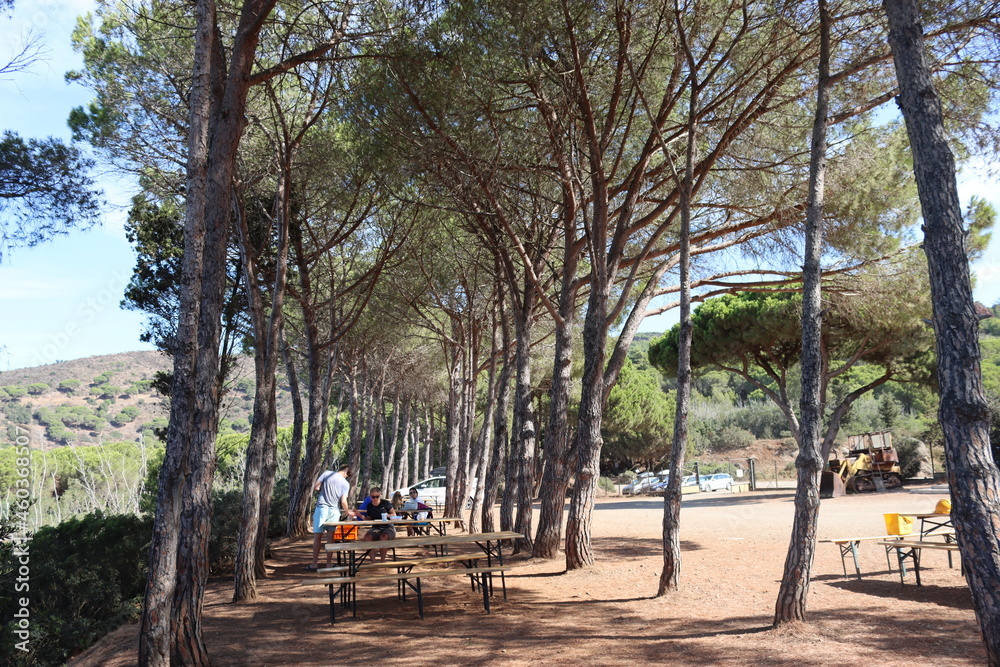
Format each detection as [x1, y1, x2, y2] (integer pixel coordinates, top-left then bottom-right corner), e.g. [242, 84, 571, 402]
[309, 530, 522, 623]
[819, 535, 902, 579]
[878, 539, 961, 586]
[893, 512, 953, 537]
[322, 516, 464, 538]
[325, 530, 520, 573]
[894, 512, 955, 566]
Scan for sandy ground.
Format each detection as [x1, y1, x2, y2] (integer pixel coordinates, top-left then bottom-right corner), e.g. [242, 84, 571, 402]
[71, 486, 983, 666]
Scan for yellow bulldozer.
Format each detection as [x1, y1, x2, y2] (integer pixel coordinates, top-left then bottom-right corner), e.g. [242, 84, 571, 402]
[820, 431, 903, 498]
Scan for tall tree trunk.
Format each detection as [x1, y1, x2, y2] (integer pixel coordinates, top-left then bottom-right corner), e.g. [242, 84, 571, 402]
[359, 378, 379, 496]
[232, 141, 292, 601]
[422, 405, 433, 479]
[139, 1, 214, 659]
[774, 0, 830, 624]
[286, 334, 335, 534]
[383, 389, 400, 490]
[565, 280, 609, 569]
[141, 0, 276, 661]
[253, 404, 278, 579]
[281, 330, 304, 494]
[453, 336, 475, 521]
[483, 307, 512, 533]
[510, 304, 536, 553]
[397, 397, 411, 491]
[411, 406, 421, 486]
[659, 45, 701, 592]
[533, 243, 579, 558]
[444, 350, 463, 518]
[884, 2, 1000, 661]
[346, 364, 364, 504]
[285, 217, 337, 535]
[469, 306, 501, 533]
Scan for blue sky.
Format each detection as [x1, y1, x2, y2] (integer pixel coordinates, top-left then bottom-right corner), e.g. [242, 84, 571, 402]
[0, 0, 157, 371]
[0, 0, 997, 370]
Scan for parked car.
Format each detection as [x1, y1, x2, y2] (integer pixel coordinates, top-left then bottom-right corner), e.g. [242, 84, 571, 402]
[648, 476, 671, 493]
[393, 476, 446, 506]
[392, 475, 476, 508]
[700, 473, 734, 492]
[621, 479, 643, 495]
[622, 476, 656, 495]
[681, 474, 699, 488]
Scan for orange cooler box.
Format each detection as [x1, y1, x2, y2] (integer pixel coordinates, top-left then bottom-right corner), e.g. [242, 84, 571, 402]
[332, 525, 359, 541]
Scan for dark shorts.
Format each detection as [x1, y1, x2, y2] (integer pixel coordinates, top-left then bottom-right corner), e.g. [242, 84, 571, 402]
[366, 525, 396, 539]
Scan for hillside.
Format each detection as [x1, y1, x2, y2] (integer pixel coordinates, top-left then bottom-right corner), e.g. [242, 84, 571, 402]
[0, 351, 289, 449]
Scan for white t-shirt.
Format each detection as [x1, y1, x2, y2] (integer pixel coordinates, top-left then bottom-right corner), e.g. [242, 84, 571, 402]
[316, 470, 350, 509]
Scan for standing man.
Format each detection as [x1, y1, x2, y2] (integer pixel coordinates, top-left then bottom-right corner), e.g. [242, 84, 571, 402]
[309, 464, 355, 571]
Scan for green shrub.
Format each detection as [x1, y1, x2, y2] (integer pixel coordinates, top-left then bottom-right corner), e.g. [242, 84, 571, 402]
[598, 477, 616, 493]
[894, 436, 929, 479]
[111, 406, 140, 427]
[58, 379, 81, 394]
[27, 383, 50, 396]
[209, 489, 243, 575]
[0, 512, 152, 666]
[2, 386, 27, 399]
[268, 478, 290, 540]
[45, 421, 74, 445]
[709, 426, 755, 452]
[208, 481, 290, 574]
[981, 317, 1000, 337]
[3, 402, 32, 424]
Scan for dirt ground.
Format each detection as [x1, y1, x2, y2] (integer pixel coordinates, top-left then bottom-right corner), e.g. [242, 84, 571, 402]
[71, 486, 983, 666]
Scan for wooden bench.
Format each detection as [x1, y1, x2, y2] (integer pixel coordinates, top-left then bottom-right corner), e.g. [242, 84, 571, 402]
[820, 530, 957, 580]
[362, 553, 481, 571]
[303, 566, 508, 624]
[819, 535, 903, 579]
[878, 539, 960, 586]
[318, 553, 480, 574]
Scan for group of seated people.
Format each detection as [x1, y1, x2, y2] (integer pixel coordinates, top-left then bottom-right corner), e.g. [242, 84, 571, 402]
[356, 486, 434, 562]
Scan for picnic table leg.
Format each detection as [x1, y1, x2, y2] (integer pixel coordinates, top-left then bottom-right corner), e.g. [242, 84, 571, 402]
[482, 572, 491, 613]
[334, 584, 343, 625]
[416, 578, 424, 619]
[837, 544, 848, 577]
[849, 541, 862, 580]
[496, 540, 507, 600]
[914, 547, 922, 586]
[895, 546, 907, 585]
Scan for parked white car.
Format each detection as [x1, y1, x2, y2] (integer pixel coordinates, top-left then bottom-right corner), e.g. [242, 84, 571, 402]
[700, 473, 734, 492]
[622, 477, 657, 495]
[392, 475, 477, 508]
[393, 476, 446, 506]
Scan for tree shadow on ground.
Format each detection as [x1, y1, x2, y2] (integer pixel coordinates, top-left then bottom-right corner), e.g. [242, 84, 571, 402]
[68, 529, 986, 667]
[825, 576, 974, 611]
[593, 491, 796, 511]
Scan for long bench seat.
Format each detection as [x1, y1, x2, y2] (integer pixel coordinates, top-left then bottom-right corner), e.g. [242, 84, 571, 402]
[303, 565, 508, 623]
